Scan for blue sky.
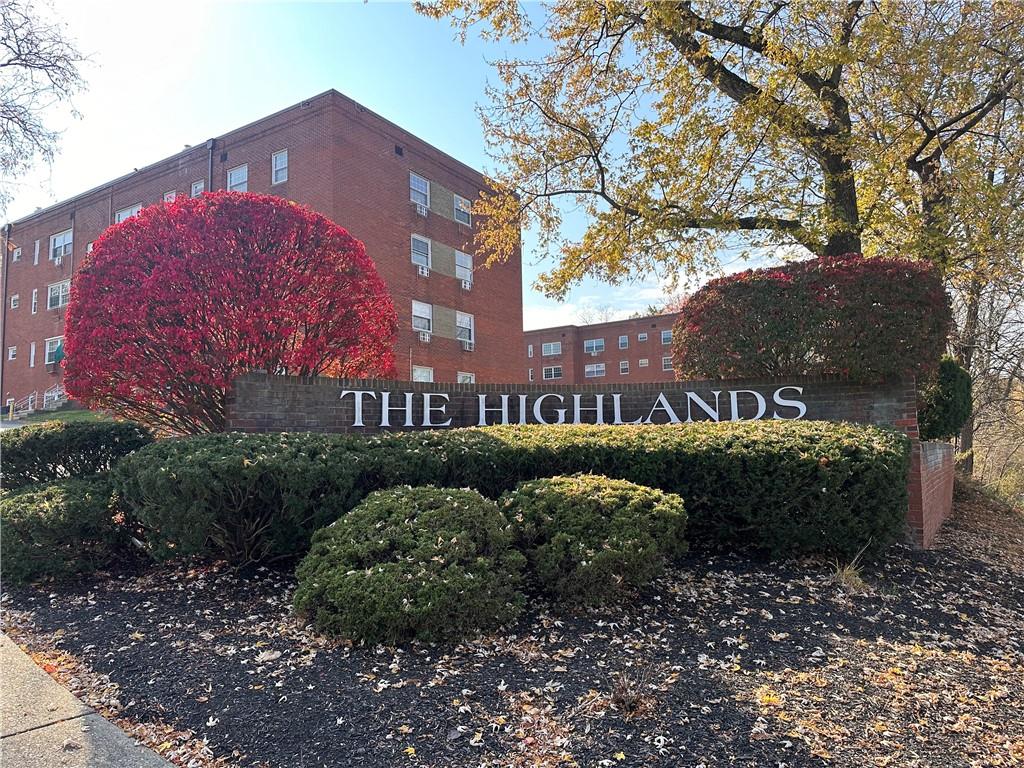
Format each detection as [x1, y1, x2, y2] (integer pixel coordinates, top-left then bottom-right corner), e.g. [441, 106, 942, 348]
[8, 0, 765, 329]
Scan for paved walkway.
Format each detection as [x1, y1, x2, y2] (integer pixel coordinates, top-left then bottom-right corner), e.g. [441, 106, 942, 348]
[1, 633, 172, 767]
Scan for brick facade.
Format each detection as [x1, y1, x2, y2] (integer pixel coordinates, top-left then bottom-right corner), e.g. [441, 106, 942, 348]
[524, 313, 681, 385]
[0, 90, 524, 407]
[226, 371, 954, 548]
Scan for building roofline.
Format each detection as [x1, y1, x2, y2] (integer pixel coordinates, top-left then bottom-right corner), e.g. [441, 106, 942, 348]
[525, 311, 681, 335]
[6, 88, 490, 228]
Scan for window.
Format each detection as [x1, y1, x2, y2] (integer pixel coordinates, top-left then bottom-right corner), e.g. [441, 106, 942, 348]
[48, 280, 71, 310]
[227, 164, 248, 192]
[542, 341, 562, 356]
[272, 150, 288, 184]
[31, 289, 37, 314]
[527, 344, 534, 358]
[619, 360, 630, 375]
[412, 365, 434, 383]
[163, 190, 176, 203]
[456, 312, 475, 343]
[410, 235, 431, 268]
[455, 251, 473, 282]
[33, 239, 40, 265]
[86, 242, 94, 253]
[585, 363, 606, 378]
[583, 338, 605, 354]
[9, 294, 18, 309]
[44, 336, 63, 365]
[7, 347, 16, 361]
[454, 194, 472, 226]
[661, 329, 673, 345]
[29, 341, 35, 367]
[638, 332, 648, 342]
[115, 205, 141, 223]
[638, 358, 649, 368]
[191, 180, 205, 197]
[456, 371, 476, 384]
[662, 356, 673, 371]
[412, 300, 433, 333]
[409, 172, 429, 207]
[528, 368, 534, 381]
[12, 247, 21, 262]
[542, 366, 562, 380]
[618, 335, 629, 349]
[50, 229, 72, 260]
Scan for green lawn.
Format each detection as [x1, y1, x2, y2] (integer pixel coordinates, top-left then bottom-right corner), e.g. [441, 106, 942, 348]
[1, 408, 113, 426]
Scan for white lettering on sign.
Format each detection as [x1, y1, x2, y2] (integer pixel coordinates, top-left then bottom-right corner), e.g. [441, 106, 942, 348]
[339, 387, 808, 430]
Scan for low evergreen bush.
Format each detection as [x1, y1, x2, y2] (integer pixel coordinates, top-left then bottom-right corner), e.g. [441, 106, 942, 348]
[918, 356, 972, 441]
[501, 475, 687, 605]
[293, 486, 525, 644]
[0, 420, 152, 490]
[0, 476, 127, 584]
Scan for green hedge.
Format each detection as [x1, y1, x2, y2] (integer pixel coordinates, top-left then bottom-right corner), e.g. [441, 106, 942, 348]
[0, 476, 128, 584]
[918, 357, 972, 441]
[0, 420, 152, 490]
[392, 422, 911, 558]
[294, 486, 525, 644]
[501, 474, 687, 605]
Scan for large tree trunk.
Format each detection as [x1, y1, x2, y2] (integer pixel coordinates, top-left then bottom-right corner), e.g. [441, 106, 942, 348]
[822, 157, 862, 255]
[955, 274, 983, 475]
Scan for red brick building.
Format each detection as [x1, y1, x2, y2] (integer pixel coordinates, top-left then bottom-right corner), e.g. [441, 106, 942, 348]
[524, 313, 681, 385]
[0, 90, 523, 410]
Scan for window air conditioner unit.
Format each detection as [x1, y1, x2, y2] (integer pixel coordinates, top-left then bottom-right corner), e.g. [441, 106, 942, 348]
[589, 350, 600, 356]
[53, 256, 63, 266]
[461, 279, 473, 291]
[417, 265, 430, 277]
[418, 331, 431, 343]
[461, 340, 475, 352]
[415, 202, 428, 217]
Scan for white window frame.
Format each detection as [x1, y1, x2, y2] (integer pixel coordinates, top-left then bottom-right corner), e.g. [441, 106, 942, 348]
[47, 280, 71, 311]
[456, 312, 475, 343]
[412, 365, 434, 383]
[541, 341, 561, 356]
[7, 346, 16, 361]
[163, 190, 177, 203]
[29, 342, 35, 368]
[638, 332, 648, 342]
[661, 329, 673, 345]
[31, 288, 38, 314]
[585, 363, 606, 378]
[410, 235, 431, 268]
[528, 368, 535, 381]
[50, 229, 73, 260]
[456, 371, 476, 384]
[638, 358, 649, 368]
[227, 164, 248, 193]
[455, 251, 473, 282]
[527, 344, 534, 358]
[86, 242, 94, 254]
[44, 336, 63, 365]
[9, 294, 18, 309]
[191, 180, 205, 197]
[662, 356, 673, 371]
[618, 335, 629, 349]
[114, 204, 142, 223]
[33, 239, 40, 265]
[409, 172, 430, 207]
[272, 150, 288, 184]
[453, 194, 472, 226]
[583, 338, 605, 354]
[619, 360, 630, 374]
[12, 247, 21, 262]
[412, 300, 433, 333]
[542, 366, 563, 380]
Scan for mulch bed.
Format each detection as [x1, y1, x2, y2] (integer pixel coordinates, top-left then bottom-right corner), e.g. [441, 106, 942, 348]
[4, 484, 1023, 768]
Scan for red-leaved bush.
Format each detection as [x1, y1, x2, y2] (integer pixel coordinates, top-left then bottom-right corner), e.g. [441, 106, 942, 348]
[64, 192, 397, 434]
[671, 254, 951, 383]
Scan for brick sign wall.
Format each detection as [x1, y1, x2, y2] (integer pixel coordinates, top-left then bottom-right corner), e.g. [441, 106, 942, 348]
[225, 372, 951, 548]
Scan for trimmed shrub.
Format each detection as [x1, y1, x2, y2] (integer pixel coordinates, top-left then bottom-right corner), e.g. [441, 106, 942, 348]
[672, 254, 951, 384]
[113, 432, 365, 566]
[294, 486, 525, 644]
[0, 420, 153, 490]
[395, 421, 910, 558]
[918, 357, 972, 441]
[0, 476, 127, 584]
[501, 475, 687, 605]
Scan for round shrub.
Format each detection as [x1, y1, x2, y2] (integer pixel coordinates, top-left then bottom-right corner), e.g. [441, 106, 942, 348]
[1, 476, 127, 584]
[918, 357, 972, 441]
[113, 432, 363, 566]
[0, 419, 152, 490]
[293, 486, 525, 645]
[500, 475, 688, 606]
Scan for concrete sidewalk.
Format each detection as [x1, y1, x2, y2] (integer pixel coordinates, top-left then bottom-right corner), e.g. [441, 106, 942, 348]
[1, 633, 172, 767]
